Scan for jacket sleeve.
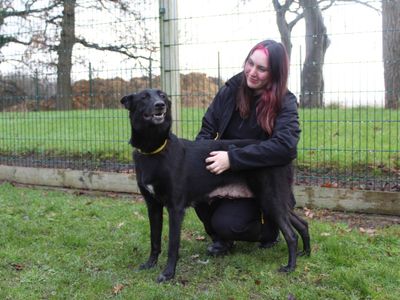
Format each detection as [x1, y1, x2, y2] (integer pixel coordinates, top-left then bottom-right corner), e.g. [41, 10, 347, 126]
[228, 92, 301, 170]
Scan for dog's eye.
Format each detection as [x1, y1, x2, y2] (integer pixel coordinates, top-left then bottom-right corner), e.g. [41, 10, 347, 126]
[159, 93, 166, 99]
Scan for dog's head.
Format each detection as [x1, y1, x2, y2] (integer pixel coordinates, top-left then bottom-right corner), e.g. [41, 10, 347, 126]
[121, 89, 172, 149]
[121, 89, 171, 127]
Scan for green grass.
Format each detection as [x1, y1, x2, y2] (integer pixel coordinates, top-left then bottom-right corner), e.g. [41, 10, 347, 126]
[0, 109, 133, 163]
[1, 182, 399, 299]
[298, 107, 400, 172]
[0, 107, 399, 171]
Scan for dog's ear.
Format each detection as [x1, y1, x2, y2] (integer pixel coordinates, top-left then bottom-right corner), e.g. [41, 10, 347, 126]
[120, 94, 134, 110]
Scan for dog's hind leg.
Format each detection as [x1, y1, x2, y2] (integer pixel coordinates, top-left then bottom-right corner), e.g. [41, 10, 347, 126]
[253, 169, 298, 273]
[157, 204, 186, 283]
[140, 200, 163, 270]
[257, 193, 298, 272]
[289, 211, 311, 257]
[274, 214, 298, 272]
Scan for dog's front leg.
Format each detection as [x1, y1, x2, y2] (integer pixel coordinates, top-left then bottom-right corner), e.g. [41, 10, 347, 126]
[140, 200, 163, 270]
[157, 204, 185, 283]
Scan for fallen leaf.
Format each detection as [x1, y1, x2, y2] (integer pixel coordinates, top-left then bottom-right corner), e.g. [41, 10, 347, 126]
[180, 279, 189, 286]
[197, 259, 209, 265]
[321, 232, 331, 236]
[116, 222, 125, 228]
[359, 227, 376, 236]
[304, 207, 314, 219]
[321, 182, 338, 188]
[113, 284, 124, 295]
[195, 235, 206, 241]
[11, 263, 24, 271]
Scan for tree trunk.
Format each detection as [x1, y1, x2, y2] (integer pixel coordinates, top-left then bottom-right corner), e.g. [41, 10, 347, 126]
[300, 0, 329, 108]
[382, 0, 400, 109]
[273, 1, 293, 59]
[56, 0, 76, 110]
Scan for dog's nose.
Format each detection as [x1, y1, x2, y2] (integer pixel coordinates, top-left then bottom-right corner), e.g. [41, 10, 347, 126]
[154, 101, 166, 109]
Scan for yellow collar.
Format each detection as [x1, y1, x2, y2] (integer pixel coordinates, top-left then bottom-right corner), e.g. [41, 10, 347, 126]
[138, 139, 168, 155]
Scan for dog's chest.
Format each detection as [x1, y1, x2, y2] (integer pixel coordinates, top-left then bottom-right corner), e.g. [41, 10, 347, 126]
[137, 165, 170, 200]
[144, 184, 155, 196]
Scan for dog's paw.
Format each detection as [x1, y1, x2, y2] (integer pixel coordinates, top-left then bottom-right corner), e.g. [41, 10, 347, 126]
[278, 264, 295, 273]
[297, 250, 311, 257]
[139, 261, 157, 270]
[156, 272, 174, 283]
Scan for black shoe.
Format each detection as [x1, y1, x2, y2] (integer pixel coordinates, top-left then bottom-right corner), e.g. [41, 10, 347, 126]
[207, 240, 234, 256]
[259, 237, 280, 249]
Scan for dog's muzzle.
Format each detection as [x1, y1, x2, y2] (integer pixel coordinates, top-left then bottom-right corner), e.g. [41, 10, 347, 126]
[144, 100, 167, 124]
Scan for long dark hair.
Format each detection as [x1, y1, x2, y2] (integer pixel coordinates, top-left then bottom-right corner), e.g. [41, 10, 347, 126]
[237, 40, 289, 135]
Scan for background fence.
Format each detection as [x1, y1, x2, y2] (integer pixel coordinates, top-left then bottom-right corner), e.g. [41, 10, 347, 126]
[0, 0, 399, 192]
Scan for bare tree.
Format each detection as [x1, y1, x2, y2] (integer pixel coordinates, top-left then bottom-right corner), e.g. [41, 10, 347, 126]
[0, 0, 59, 50]
[299, 0, 330, 108]
[270, 0, 331, 107]
[55, 0, 75, 110]
[1, 0, 156, 110]
[49, 0, 156, 110]
[272, 0, 400, 109]
[272, 0, 304, 59]
[382, 0, 399, 109]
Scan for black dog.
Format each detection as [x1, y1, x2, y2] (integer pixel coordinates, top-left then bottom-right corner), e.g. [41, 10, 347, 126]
[121, 89, 310, 282]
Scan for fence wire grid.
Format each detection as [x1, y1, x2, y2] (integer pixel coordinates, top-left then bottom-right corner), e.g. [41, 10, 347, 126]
[0, 0, 399, 192]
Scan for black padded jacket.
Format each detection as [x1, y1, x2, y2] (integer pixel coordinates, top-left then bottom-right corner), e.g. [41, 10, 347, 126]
[196, 72, 301, 171]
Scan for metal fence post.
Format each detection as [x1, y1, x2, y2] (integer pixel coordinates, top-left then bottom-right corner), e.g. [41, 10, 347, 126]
[159, 0, 181, 136]
[89, 62, 94, 109]
[34, 69, 40, 111]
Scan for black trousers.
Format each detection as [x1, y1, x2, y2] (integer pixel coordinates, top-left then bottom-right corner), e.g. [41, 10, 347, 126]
[194, 198, 280, 243]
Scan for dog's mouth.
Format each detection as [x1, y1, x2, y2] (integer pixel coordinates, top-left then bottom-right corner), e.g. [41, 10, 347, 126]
[143, 110, 167, 124]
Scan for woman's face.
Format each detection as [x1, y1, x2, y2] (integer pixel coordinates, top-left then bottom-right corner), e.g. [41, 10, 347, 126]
[244, 49, 270, 92]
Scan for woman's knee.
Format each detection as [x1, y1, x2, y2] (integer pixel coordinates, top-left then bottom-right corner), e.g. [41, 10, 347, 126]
[210, 199, 261, 241]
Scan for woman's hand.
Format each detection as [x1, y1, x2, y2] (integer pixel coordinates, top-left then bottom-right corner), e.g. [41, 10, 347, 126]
[205, 151, 230, 174]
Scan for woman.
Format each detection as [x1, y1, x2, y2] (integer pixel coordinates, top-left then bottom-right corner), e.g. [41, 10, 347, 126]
[195, 39, 300, 256]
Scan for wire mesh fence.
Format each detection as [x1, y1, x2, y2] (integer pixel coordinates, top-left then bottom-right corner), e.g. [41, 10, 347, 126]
[0, 0, 399, 192]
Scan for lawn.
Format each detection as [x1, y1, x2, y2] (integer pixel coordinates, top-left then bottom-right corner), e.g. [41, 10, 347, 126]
[298, 107, 399, 172]
[1, 182, 399, 299]
[0, 107, 399, 172]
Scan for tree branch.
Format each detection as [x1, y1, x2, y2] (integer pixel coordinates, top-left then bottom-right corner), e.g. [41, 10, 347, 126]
[340, 0, 380, 13]
[2, 1, 61, 19]
[317, 0, 335, 11]
[0, 35, 32, 48]
[75, 37, 153, 61]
